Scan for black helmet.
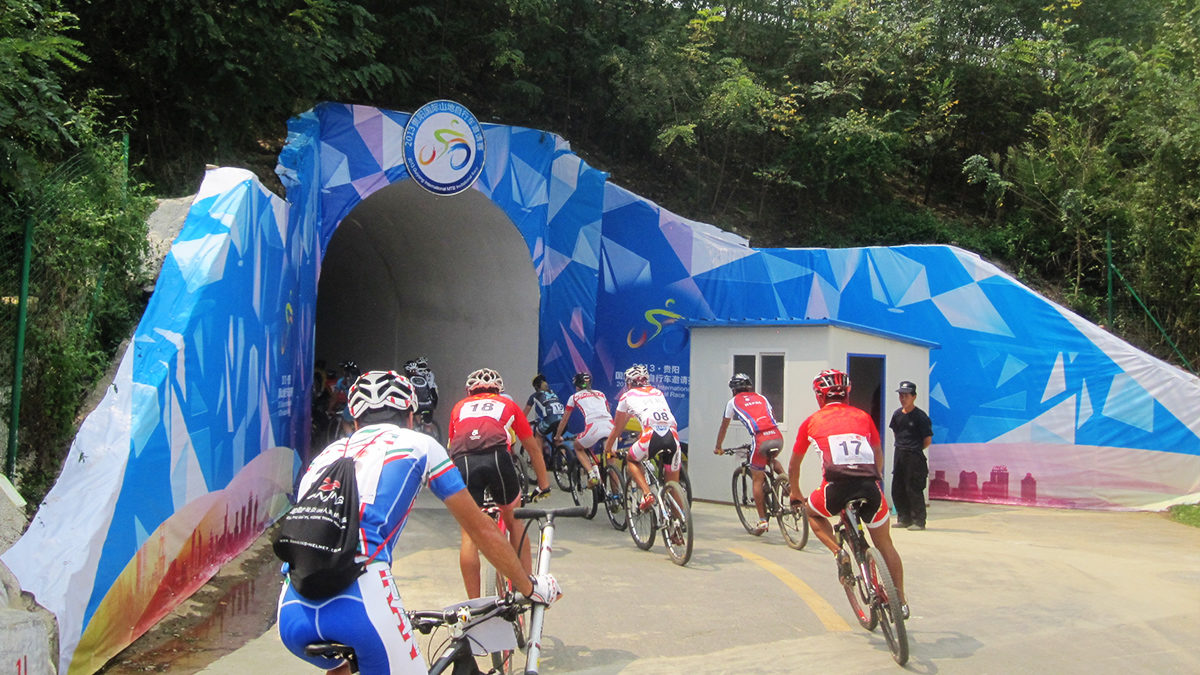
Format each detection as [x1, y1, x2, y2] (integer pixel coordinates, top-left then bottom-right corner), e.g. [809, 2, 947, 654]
[340, 360, 360, 377]
[729, 373, 753, 392]
[572, 372, 591, 389]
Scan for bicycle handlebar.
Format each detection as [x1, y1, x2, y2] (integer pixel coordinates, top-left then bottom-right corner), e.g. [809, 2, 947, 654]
[514, 504, 589, 520]
[718, 444, 751, 455]
[408, 595, 528, 634]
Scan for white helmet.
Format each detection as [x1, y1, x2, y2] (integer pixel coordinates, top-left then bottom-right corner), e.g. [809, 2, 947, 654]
[624, 364, 650, 387]
[465, 367, 504, 394]
[348, 370, 417, 418]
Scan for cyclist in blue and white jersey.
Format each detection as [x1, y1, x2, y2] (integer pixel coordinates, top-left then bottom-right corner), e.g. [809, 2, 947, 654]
[277, 370, 561, 675]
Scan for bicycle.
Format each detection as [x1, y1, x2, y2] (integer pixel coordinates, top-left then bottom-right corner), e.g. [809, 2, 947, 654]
[306, 504, 585, 675]
[589, 443, 628, 531]
[624, 450, 693, 566]
[720, 445, 809, 550]
[832, 496, 908, 665]
[541, 431, 575, 492]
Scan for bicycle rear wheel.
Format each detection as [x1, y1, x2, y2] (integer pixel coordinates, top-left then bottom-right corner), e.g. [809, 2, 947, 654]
[662, 481, 693, 566]
[867, 548, 908, 665]
[571, 463, 598, 519]
[603, 466, 628, 531]
[773, 477, 809, 550]
[625, 472, 656, 550]
[842, 540, 878, 631]
[552, 444, 573, 491]
[731, 466, 760, 535]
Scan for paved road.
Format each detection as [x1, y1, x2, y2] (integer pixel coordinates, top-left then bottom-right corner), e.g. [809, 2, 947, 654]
[198, 491, 1200, 674]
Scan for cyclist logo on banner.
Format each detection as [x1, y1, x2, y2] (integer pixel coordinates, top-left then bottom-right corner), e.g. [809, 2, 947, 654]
[404, 100, 486, 195]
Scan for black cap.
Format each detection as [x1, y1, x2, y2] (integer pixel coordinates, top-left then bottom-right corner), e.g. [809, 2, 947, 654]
[896, 381, 917, 394]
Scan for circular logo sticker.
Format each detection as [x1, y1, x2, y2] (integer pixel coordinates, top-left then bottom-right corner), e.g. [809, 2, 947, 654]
[403, 100, 486, 195]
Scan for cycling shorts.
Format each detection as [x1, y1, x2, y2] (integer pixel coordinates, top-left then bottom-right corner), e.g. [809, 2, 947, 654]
[628, 427, 682, 473]
[807, 478, 890, 528]
[278, 561, 428, 674]
[749, 437, 783, 472]
[453, 447, 521, 507]
[576, 418, 615, 451]
[535, 417, 562, 437]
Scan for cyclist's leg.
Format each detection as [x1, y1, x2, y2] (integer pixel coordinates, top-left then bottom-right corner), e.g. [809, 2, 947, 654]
[493, 449, 532, 575]
[748, 440, 776, 523]
[864, 482, 906, 604]
[626, 435, 653, 497]
[452, 453, 489, 598]
[804, 482, 841, 554]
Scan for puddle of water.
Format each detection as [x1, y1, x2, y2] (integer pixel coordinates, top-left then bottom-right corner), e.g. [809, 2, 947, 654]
[99, 535, 283, 674]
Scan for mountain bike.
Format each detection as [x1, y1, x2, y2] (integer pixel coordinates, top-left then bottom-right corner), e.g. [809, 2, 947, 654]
[543, 431, 575, 492]
[720, 445, 809, 550]
[835, 496, 908, 665]
[624, 449, 693, 566]
[593, 444, 628, 531]
[306, 504, 586, 675]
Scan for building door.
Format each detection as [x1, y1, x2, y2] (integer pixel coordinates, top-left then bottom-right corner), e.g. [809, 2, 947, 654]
[847, 354, 885, 440]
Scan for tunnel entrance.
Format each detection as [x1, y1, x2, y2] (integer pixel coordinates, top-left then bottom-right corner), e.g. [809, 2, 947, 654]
[313, 178, 539, 434]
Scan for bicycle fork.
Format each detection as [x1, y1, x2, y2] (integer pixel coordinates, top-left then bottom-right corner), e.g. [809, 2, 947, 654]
[524, 519, 557, 672]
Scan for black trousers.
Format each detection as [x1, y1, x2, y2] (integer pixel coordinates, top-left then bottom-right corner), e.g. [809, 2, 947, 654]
[892, 450, 928, 526]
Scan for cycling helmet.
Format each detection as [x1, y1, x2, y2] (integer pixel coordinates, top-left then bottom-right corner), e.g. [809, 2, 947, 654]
[415, 356, 430, 375]
[340, 360, 360, 377]
[572, 372, 591, 389]
[624, 364, 650, 387]
[812, 368, 851, 399]
[403, 360, 419, 376]
[729, 373, 753, 392]
[465, 367, 504, 394]
[347, 370, 417, 418]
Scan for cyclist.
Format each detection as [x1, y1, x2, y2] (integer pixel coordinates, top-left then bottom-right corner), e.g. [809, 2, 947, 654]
[404, 360, 439, 430]
[523, 373, 565, 466]
[555, 372, 612, 486]
[331, 360, 360, 438]
[602, 364, 680, 511]
[713, 372, 786, 534]
[448, 367, 551, 598]
[277, 370, 562, 675]
[414, 356, 438, 395]
[788, 368, 908, 618]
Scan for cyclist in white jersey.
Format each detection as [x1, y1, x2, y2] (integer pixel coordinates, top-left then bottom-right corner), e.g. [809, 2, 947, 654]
[555, 372, 613, 485]
[277, 370, 561, 675]
[602, 364, 681, 511]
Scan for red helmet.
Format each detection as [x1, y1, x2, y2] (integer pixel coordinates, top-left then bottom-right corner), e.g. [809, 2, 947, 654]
[812, 369, 851, 398]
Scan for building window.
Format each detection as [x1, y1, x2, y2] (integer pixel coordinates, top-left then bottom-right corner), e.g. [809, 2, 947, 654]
[733, 353, 786, 425]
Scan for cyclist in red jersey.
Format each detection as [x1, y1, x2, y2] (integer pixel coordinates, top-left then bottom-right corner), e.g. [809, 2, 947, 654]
[714, 373, 786, 534]
[788, 368, 908, 618]
[447, 367, 551, 598]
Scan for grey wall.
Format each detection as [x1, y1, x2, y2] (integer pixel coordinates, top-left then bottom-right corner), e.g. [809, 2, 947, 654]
[314, 180, 540, 430]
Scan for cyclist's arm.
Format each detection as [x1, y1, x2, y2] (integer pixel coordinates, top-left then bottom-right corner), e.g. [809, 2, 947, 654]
[444, 490, 534, 596]
[788, 425, 809, 503]
[604, 410, 631, 455]
[554, 407, 574, 440]
[713, 417, 732, 454]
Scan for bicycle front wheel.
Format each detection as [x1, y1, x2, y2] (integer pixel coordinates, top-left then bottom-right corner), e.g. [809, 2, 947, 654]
[626, 472, 656, 550]
[867, 548, 909, 665]
[774, 477, 809, 550]
[842, 540, 878, 631]
[663, 481, 693, 566]
[602, 465, 628, 531]
[731, 467, 759, 535]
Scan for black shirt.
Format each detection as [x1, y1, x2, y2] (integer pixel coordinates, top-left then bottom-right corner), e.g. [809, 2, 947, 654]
[889, 406, 932, 452]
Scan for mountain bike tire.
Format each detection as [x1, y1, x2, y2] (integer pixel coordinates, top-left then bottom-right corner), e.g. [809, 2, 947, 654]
[626, 474, 657, 550]
[603, 467, 628, 531]
[867, 548, 908, 665]
[571, 463, 598, 519]
[843, 540, 878, 631]
[663, 481, 693, 566]
[731, 466, 760, 535]
[773, 477, 809, 550]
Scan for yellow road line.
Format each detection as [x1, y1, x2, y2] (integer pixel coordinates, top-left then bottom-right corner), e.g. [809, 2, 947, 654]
[729, 547, 851, 632]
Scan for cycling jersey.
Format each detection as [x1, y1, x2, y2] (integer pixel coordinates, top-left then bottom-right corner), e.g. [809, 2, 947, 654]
[564, 389, 615, 449]
[617, 386, 681, 470]
[278, 423, 466, 673]
[723, 391, 784, 469]
[447, 393, 533, 456]
[793, 401, 880, 482]
[409, 374, 437, 414]
[525, 389, 565, 435]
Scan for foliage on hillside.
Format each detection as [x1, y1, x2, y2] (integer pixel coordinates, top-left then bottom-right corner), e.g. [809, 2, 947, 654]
[4, 0, 1199, 503]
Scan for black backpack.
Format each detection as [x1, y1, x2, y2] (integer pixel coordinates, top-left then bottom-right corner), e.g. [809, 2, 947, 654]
[273, 455, 364, 599]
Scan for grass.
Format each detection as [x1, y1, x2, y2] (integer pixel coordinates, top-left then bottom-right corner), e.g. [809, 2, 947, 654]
[1168, 503, 1200, 528]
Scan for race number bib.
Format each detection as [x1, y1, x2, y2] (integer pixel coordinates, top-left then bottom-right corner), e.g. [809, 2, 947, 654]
[459, 399, 504, 422]
[828, 433, 874, 467]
